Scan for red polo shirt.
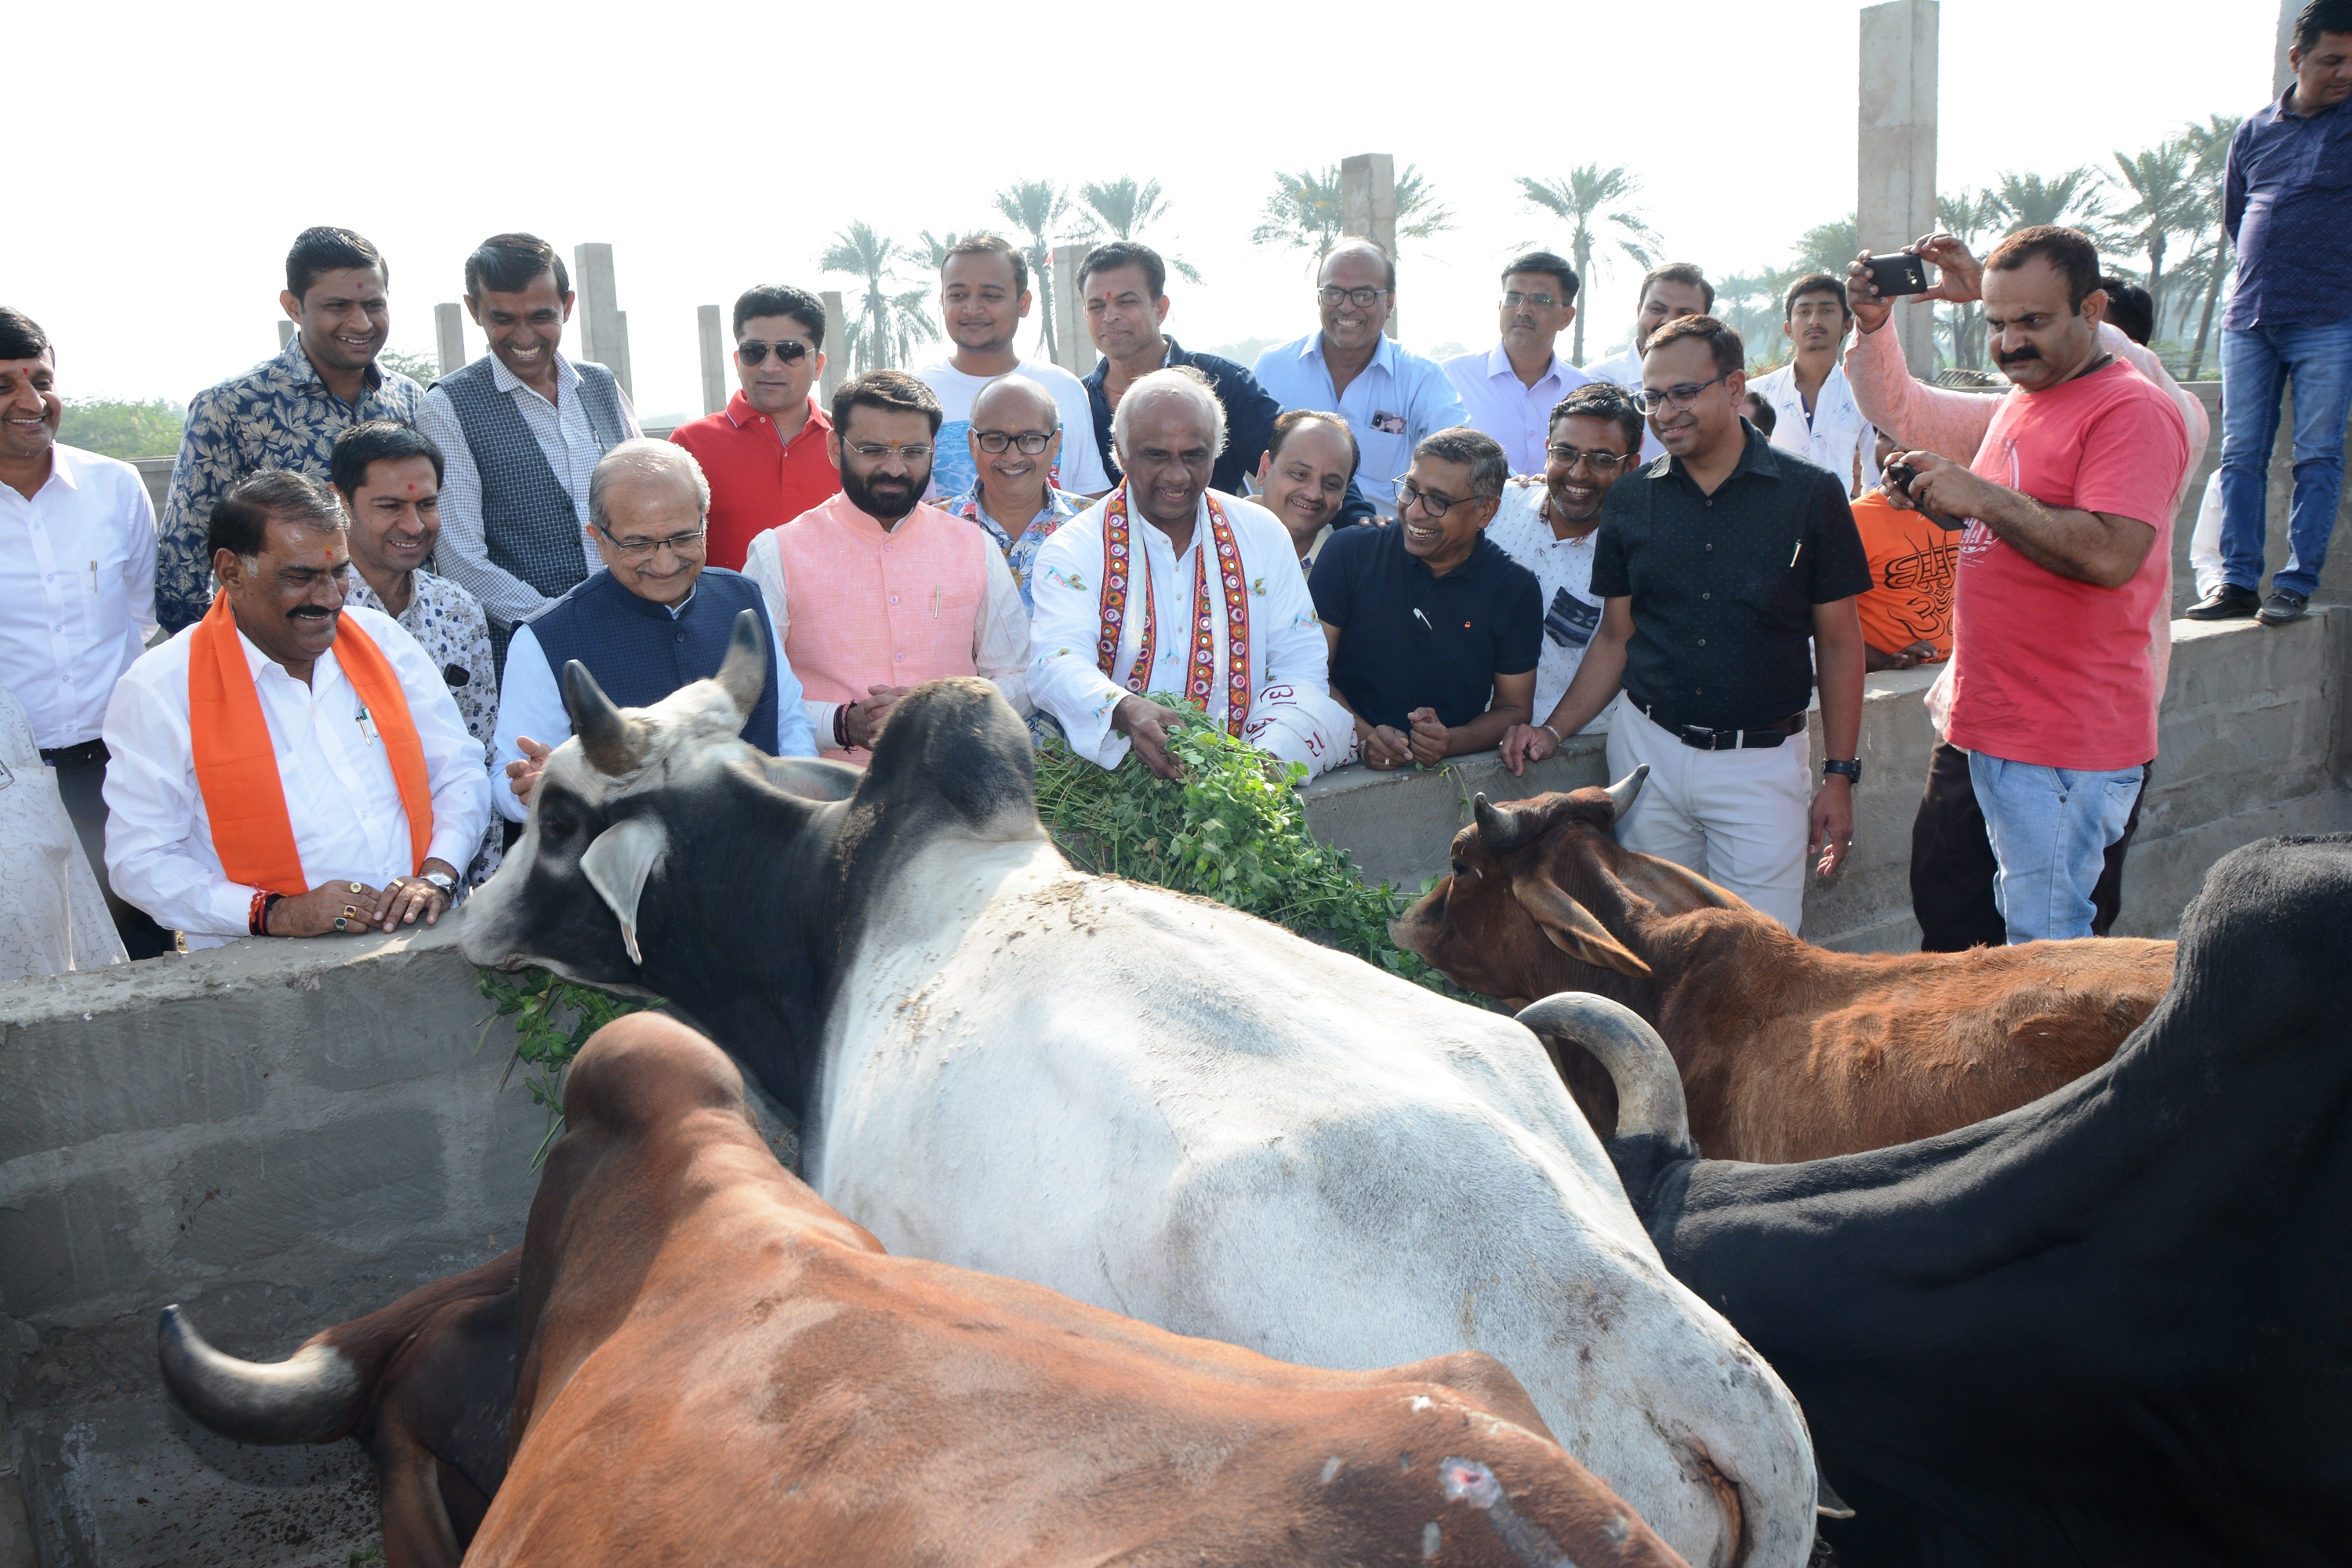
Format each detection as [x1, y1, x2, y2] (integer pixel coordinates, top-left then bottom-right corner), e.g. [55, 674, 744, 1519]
[669, 392, 841, 569]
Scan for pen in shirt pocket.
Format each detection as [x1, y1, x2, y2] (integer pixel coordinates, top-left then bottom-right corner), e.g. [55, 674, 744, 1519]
[1790, 539, 1803, 568]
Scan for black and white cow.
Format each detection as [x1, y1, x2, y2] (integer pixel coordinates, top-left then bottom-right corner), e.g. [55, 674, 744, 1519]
[1520, 834, 2352, 1566]
[461, 612, 1820, 1568]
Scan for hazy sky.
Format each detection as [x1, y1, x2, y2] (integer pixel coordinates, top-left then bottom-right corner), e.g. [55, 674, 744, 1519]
[21, 0, 2272, 422]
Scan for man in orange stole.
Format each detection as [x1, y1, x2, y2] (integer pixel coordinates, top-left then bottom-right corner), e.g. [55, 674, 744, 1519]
[101, 471, 489, 946]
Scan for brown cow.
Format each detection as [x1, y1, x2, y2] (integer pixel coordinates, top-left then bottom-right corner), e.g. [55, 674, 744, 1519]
[1388, 769, 2174, 1163]
[162, 1014, 1692, 1568]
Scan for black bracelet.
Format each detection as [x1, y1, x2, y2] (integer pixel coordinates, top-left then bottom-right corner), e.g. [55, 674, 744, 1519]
[833, 704, 851, 748]
[260, 892, 285, 935]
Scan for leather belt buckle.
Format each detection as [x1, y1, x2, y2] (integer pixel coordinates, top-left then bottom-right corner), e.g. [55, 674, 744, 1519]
[1679, 724, 1722, 750]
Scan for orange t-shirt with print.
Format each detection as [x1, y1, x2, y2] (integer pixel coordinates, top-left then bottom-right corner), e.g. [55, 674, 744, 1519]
[1849, 488, 1957, 662]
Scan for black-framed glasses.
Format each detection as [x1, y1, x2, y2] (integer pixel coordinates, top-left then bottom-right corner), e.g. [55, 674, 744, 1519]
[597, 524, 708, 560]
[1317, 285, 1391, 309]
[974, 429, 1057, 454]
[1545, 444, 1633, 472]
[845, 441, 933, 463]
[736, 339, 812, 366]
[1634, 374, 1730, 415]
[1501, 290, 1563, 310]
[1393, 478, 1466, 517]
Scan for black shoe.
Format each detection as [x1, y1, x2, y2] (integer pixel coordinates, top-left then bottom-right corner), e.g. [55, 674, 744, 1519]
[2258, 589, 2309, 626]
[2184, 584, 2260, 620]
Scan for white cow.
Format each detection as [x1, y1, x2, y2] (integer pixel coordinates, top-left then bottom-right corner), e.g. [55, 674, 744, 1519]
[463, 618, 1819, 1568]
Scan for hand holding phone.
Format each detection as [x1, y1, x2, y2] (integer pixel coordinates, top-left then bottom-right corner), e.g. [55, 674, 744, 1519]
[1864, 253, 1932, 296]
[1882, 459, 1965, 532]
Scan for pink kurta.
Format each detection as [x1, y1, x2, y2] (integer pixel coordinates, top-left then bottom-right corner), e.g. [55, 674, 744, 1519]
[772, 492, 994, 760]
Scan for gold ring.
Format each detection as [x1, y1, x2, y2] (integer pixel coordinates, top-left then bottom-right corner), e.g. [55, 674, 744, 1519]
[343, 905, 358, 917]
[349, 882, 364, 895]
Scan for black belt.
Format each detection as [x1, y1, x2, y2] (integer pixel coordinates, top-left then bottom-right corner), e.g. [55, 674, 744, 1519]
[38, 739, 109, 768]
[1628, 695, 1805, 751]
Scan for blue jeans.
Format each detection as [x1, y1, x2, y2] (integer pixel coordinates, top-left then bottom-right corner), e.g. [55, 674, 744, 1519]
[1968, 752, 2147, 944]
[2220, 314, 2352, 599]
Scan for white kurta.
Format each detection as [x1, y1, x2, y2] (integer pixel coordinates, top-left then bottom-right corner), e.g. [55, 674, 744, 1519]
[1026, 489, 1348, 774]
[0, 685, 125, 980]
[101, 605, 492, 947]
[1748, 361, 1871, 496]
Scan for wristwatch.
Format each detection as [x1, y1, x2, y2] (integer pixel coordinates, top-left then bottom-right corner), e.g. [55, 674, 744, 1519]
[1822, 759, 1863, 785]
[419, 869, 459, 898]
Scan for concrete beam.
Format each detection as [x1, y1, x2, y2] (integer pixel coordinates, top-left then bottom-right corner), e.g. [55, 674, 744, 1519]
[1340, 153, 1400, 339]
[820, 291, 848, 401]
[572, 243, 633, 400]
[2278, 0, 2299, 100]
[697, 304, 727, 417]
[434, 303, 467, 378]
[1857, 0, 1940, 374]
[1052, 241, 1093, 376]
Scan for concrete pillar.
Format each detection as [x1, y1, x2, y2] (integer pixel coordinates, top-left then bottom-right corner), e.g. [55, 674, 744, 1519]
[572, 243, 633, 400]
[697, 305, 728, 417]
[820, 291, 848, 401]
[1857, 0, 1939, 374]
[276, 320, 294, 350]
[1052, 241, 1093, 375]
[435, 303, 468, 376]
[2278, 0, 2299, 99]
[1340, 153, 1400, 339]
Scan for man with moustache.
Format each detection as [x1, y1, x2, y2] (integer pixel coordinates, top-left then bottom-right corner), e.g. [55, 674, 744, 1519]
[938, 373, 1086, 611]
[1029, 368, 1347, 779]
[419, 234, 641, 652]
[155, 227, 426, 633]
[744, 372, 1030, 764]
[1490, 382, 1646, 750]
[495, 441, 813, 815]
[1747, 274, 1871, 495]
[1255, 410, 1359, 572]
[667, 283, 842, 570]
[1443, 251, 1592, 476]
[102, 471, 489, 946]
[1579, 263, 1715, 463]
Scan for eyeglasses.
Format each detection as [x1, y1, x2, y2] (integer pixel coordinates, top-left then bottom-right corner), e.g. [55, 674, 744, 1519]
[736, 339, 811, 367]
[1545, 444, 1633, 472]
[1393, 479, 1467, 517]
[597, 524, 708, 560]
[1317, 285, 1391, 309]
[1501, 290, 1563, 310]
[974, 429, 1057, 454]
[845, 441, 933, 463]
[1633, 373, 1730, 415]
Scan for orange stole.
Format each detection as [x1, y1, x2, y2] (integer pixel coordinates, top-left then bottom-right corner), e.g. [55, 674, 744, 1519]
[188, 594, 434, 894]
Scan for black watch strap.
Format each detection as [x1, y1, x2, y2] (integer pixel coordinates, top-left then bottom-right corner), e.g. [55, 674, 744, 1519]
[1823, 758, 1862, 784]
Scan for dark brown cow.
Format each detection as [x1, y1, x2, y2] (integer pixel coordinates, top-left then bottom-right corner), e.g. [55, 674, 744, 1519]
[1389, 769, 2174, 1163]
[162, 1014, 1691, 1568]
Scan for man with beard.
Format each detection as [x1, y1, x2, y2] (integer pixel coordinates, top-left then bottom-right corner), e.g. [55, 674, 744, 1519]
[419, 234, 641, 655]
[1029, 368, 1348, 779]
[743, 372, 1029, 764]
[1747, 274, 1871, 495]
[1254, 410, 1359, 572]
[101, 471, 488, 946]
[496, 441, 814, 814]
[154, 228, 426, 633]
[1490, 383, 1645, 757]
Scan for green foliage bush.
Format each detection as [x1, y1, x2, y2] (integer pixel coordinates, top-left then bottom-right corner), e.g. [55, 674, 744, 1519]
[56, 398, 183, 460]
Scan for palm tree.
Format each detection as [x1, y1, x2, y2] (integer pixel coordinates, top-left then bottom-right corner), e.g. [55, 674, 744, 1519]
[1251, 164, 1454, 266]
[993, 180, 1076, 363]
[818, 221, 939, 375]
[2107, 137, 2204, 339]
[1935, 190, 2006, 368]
[1075, 177, 1203, 284]
[1515, 166, 1663, 365]
[1993, 168, 2108, 235]
[2179, 114, 2245, 378]
[917, 230, 963, 270]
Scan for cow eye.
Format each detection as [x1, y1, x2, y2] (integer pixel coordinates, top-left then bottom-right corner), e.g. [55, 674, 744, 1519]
[1450, 858, 1469, 878]
[541, 810, 577, 841]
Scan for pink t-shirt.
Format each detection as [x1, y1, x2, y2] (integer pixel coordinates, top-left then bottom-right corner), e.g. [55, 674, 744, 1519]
[1944, 359, 2189, 772]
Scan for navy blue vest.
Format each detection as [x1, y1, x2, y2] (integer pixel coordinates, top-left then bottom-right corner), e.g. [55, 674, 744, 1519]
[530, 568, 782, 753]
[436, 356, 628, 608]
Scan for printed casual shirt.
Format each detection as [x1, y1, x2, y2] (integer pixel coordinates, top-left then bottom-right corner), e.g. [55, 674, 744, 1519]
[155, 336, 426, 633]
[1486, 485, 1610, 732]
[343, 568, 503, 884]
[944, 481, 1087, 612]
[2226, 86, 2352, 328]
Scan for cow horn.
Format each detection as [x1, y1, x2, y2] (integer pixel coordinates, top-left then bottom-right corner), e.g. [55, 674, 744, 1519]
[157, 1305, 363, 1446]
[1603, 764, 1650, 822]
[714, 608, 767, 721]
[563, 659, 647, 777]
[1515, 993, 1692, 1156]
[1472, 793, 1526, 851]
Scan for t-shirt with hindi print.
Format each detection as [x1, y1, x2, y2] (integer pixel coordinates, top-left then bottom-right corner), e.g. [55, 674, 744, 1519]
[1849, 488, 1956, 662]
[914, 358, 1112, 504]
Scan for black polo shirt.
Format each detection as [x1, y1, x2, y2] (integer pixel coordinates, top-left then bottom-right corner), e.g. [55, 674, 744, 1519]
[1589, 426, 1870, 732]
[1310, 521, 1542, 731]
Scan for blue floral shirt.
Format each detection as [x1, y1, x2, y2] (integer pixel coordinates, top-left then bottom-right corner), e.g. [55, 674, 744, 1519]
[155, 336, 426, 633]
[945, 482, 1085, 613]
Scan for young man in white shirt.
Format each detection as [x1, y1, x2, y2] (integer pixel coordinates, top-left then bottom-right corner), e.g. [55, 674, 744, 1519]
[916, 235, 1111, 503]
[0, 308, 174, 957]
[1747, 274, 1871, 496]
[1578, 263, 1715, 463]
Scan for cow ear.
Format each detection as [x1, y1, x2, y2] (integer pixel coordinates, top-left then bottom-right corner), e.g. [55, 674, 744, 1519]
[715, 608, 768, 720]
[580, 818, 666, 965]
[758, 755, 862, 802]
[1608, 851, 1752, 917]
[1511, 876, 1652, 978]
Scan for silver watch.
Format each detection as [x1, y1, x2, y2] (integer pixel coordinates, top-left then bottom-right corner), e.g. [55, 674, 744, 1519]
[419, 869, 459, 897]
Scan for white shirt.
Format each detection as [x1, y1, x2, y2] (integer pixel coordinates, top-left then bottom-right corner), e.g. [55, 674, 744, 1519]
[101, 605, 491, 946]
[1027, 491, 1331, 769]
[1748, 361, 1871, 496]
[1486, 485, 1613, 734]
[1443, 343, 1592, 476]
[1579, 344, 1666, 463]
[0, 444, 159, 749]
[741, 522, 1035, 750]
[916, 358, 1112, 502]
[417, 353, 643, 626]
[0, 684, 124, 980]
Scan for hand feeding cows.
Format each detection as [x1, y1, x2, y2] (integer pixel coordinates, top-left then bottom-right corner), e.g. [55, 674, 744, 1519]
[457, 612, 1821, 1568]
[1393, 771, 2174, 1161]
[1519, 833, 2352, 1566]
[162, 1014, 1693, 1568]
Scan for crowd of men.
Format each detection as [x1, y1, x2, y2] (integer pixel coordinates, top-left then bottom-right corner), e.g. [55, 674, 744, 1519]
[8, 0, 2339, 979]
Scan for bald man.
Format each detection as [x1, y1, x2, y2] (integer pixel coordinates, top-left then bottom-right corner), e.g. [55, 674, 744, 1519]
[1027, 367, 1349, 780]
[939, 374, 1089, 612]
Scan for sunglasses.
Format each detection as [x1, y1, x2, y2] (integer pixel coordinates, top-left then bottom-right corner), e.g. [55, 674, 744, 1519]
[737, 339, 812, 367]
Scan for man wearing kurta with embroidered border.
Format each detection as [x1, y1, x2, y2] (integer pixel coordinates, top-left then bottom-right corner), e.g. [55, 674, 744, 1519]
[1028, 367, 1348, 782]
[743, 372, 1030, 765]
[102, 472, 489, 949]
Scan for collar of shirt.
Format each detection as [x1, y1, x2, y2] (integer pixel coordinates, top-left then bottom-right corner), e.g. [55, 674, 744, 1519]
[1483, 339, 1569, 389]
[593, 572, 699, 622]
[1304, 330, 1397, 382]
[953, 482, 1076, 543]
[489, 350, 582, 406]
[723, 390, 831, 449]
[1652, 424, 1787, 491]
[275, 332, 385, 403]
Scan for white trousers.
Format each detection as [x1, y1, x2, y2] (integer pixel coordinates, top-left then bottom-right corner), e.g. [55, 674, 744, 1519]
[1605, 703, 1813, 933]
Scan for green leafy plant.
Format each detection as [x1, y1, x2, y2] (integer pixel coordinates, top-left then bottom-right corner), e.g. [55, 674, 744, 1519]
[1033, 695, 1459, 994]
[477, 967, 659, 1163]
